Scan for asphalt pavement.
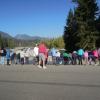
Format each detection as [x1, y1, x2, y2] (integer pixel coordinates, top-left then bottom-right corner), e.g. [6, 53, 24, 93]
[0, 64, 100, 100]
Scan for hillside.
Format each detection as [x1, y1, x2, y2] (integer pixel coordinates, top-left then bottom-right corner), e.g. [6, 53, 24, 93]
[15, 34, 45, 40]
[0, 31, 12, 39]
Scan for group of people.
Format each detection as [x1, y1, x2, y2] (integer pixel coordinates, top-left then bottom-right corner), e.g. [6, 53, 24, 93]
[0, 43, 100, 68]
[62, 48, 100, 66]
[0, 47, 16, 65]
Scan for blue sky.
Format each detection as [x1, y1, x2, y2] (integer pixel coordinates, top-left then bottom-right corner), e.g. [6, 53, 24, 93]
[0, 0, 99, 38]
[0, 0, 75, 37]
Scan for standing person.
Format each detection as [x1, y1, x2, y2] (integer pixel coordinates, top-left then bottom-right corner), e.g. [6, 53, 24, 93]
[56, 50, 61, 65]
[20, 49, 25, 65]
[51, 47, 57, 65]
[88, 50, 94, 65]
[6, 47, 10, 65]
[44, 48, 48, 65]
[98, 48, 100, 65]
[0, 46, 6, 65]
[24, 48, 30, 64]
[33, 44, 39, 64]
[10, 49, 15, 64]
[93, 49, 99, 65]
[77, 48, 84, 65]
[72, 51, 78, 65]
[47, 49, 53, 65]
[24, 50, 29, 64]
[84, 50, 88, 65]
[38, 42, 47, 69]
[16, 52, 20, 64]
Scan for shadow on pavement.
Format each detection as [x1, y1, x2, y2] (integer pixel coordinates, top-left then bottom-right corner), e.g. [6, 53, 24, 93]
[0, 80, 100, 88]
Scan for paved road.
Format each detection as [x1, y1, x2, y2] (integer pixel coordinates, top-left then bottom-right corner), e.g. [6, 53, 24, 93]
[0, 65, 100, 100]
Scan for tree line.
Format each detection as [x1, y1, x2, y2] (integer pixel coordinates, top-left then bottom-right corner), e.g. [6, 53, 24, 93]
[43, 37, 65, 49]
[0, 35, 15, 48]
[64, 0, 100, 52]
[0, 35, 34, 48]
[0, 34, 65, 49]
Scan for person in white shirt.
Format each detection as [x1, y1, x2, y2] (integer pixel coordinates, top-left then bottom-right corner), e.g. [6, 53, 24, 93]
[34, 44, 39, 56]
[20, 49, 25, 65]
[56, 50, 61, 65]
[24, 50, 30, 64]
[33, 44, 39, 64]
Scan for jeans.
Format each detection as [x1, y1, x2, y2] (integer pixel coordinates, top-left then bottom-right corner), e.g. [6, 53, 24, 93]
[78, 55, 83, 65]
[0, 56, 5, 65]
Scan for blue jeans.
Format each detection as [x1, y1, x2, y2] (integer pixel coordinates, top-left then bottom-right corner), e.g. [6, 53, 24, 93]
[0, 56, 5, 65]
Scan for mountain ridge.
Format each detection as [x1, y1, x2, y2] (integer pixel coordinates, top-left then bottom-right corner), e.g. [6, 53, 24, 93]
[14, 34, 45, 40]
[0, 31, 48, 40]
[0, 31, 12, 39]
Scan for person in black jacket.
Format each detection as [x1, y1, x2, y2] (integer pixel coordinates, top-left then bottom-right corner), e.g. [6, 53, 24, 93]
[0, 46, 6, 65]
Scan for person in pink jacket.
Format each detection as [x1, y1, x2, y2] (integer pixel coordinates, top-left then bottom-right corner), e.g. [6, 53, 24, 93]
[84, 50, 88, 65]
[93, 49, 99, 65]
[98, 48, 100, 65]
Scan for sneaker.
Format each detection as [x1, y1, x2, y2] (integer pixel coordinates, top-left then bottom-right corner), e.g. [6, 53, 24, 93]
[95, 63, 98, 66]
[43, 66, 47, 69]
[37, 65, 42, 68]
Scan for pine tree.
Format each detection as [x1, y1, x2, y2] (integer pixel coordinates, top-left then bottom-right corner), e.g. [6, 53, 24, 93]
[0, 34, 2, 47]
[64, 0, 100, 51]
[73, 0, 99, 49]
[95, 16, 100, 47]
[63, 9, 78, 52]
[0, 35, 4, 48]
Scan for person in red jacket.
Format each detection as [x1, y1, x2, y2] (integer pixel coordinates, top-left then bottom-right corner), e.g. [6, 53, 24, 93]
[38, 42, 47, 69]
[93, 49, 99, 65]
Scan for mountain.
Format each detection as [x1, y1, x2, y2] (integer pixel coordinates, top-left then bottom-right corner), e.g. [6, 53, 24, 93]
[15, 34, 45, 40]
[0, 31, 47, 41]
[0, 31, 12, 39]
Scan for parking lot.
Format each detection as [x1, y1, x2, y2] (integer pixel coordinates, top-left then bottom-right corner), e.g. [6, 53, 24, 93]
[0, 65, 100, 100]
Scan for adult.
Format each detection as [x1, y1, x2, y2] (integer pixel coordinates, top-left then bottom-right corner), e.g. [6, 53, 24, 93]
[47, 49, 52, 65]
[6, 47, 10, 65]
[77, 48, 84, 65]
[24, 49, 29, 64]
[93, 49, 99, 65]
[63, 51, 70, 65]
[33, 44, 39, 64]
[20, 49, 25, 65]
[72, 51, 78, 65]
[84, 50, 88, 65]
[10, 49, 16, 64]
[98, 48, 100, 65]
[38, 42, 47, 69]
[51, 47, 57, 65]
[0, 46, 6, 65]
[56, 50, 61, 65]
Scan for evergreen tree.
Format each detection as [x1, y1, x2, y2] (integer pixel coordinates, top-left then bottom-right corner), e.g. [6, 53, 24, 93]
[63, 9, 78, 52]
[74, 0, 99, 49]
[64, 0, 100, 51]
[0, 35, 4, 48]
[43, 36, 64, 49]
[0, 34, 2, 47]
[95, 16, 100, 47]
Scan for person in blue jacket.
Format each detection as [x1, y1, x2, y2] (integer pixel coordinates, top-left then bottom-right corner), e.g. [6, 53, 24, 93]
[51, 47, 57, 65]
[6, 47, 10, 65]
